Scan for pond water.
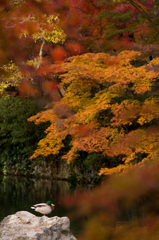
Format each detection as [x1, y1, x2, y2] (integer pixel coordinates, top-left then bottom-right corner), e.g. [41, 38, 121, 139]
[0, 176, 84, 238]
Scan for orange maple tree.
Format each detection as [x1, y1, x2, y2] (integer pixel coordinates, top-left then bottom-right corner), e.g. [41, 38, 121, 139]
[28, 50, 159, 176]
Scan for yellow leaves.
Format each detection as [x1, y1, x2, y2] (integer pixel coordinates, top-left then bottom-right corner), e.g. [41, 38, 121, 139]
[111, 98, 159, 127]
[61, 50, 159, 99]
[29, 14, 66, 44]
[150, 57, 159, 65]
[19, 30, 29, 38]
[0, 62, 26, 91]
[30, 130, 65, 159]
[0, 82, 11, 93]
[111, 99, 140, 126]
[116, 50, 142, 66]
[99, 165, 127, 176]
[137, 99, 159, 125]
[103, 126, 159, 174]
[63, 147, 80, 164]
[71, 106, 100, 125]
[137, 116, 147, 125]
[2, 62, 20, 74]
[9, 8, 66, 45]
[0, 61, 36, 96]
[46, 14, 59, 24]
[132, 67, 158, 94]
[99, 127, 159, 176]
[28, 108, 56, 124]
[27, 58, 40, 68]
[28, 105, 68, 159]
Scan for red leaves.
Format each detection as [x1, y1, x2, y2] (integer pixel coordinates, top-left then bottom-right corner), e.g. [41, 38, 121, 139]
[51, 46, 67, 63]
[43, 81, 59, 93]
[11, 91, 17, 97]
[18, 80, 38, 96]
[65, 41, 83, 55]
[49, 42, 83, 64]
[53, 102, 74, 118]
[43, 80, 61, 101]
[72, 124, 91, 138]
[62, 164, 159, 240]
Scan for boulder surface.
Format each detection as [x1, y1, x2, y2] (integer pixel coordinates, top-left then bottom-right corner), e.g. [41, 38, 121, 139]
[0, 211, 77, 240]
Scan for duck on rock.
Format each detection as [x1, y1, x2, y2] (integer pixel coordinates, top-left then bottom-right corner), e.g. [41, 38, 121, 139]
[31, 201, 55, 216]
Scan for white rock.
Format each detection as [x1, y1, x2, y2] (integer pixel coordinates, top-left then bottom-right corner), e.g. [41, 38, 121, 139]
[0, 211, 77, 240]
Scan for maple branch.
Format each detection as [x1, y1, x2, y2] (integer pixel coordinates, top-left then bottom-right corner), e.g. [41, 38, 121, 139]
[5, 23, 17, 28]
[5, 14, 32, 29]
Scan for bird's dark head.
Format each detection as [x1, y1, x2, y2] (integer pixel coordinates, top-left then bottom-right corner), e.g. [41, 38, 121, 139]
[46, 201, 55, 207]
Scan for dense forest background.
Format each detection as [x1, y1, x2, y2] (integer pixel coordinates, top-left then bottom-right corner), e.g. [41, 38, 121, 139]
[0, 1, 159, 238]
[0, 0, 158, 181]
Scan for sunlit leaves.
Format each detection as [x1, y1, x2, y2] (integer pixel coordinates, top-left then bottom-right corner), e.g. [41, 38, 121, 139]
[31, 14, 66, 44]
[30, 127, 66, 158]
[7, 8, 66, 46]
[29, 50, 159, 175]
[100, 125, 159, 175]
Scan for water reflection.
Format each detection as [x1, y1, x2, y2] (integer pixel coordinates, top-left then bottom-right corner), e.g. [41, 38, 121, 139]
[0, 176, 82, 237]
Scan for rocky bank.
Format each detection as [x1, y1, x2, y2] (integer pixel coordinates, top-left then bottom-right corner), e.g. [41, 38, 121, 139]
[0, 211, 77, 240]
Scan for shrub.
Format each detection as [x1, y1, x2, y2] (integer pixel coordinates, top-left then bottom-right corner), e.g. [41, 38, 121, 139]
[0, 95, 47, 175]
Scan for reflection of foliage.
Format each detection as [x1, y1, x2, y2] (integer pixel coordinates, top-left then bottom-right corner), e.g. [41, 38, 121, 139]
[69, 152, 106, 185]
[0, 95, 47, 175]
[29, 50, 159, 176]
[0, 176, 71, 222]
[63, 164, 159, 240]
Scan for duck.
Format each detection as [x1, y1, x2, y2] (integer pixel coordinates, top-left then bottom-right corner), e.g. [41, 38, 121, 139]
[31, 201, 55, 216]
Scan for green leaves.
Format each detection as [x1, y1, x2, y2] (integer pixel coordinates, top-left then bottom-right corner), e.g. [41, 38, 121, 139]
[0, 95, 47, 175]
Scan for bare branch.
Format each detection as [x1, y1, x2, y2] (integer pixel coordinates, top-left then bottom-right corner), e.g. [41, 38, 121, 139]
[36, 37, 45, 69]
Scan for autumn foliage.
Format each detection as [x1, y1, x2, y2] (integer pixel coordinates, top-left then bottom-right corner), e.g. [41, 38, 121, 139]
[0, 1, 159, 238]
[28, 50, 159, 175]
[0, 0, 159, 179]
